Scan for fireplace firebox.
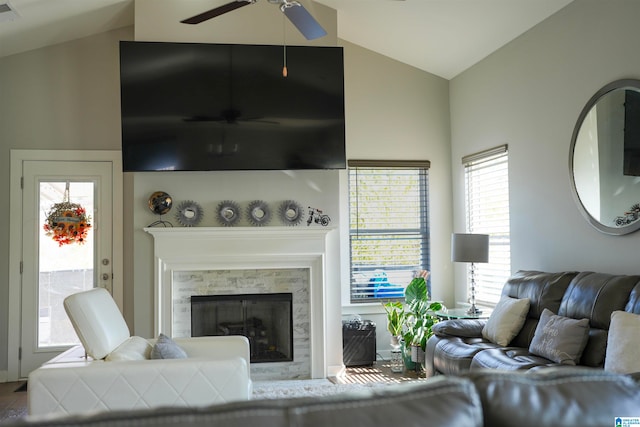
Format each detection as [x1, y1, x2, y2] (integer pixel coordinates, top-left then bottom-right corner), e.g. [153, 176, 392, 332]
[191, 293, 293, 363]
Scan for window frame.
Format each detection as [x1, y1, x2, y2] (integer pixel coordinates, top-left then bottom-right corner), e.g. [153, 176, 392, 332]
[462, 145, 511, 306]
[348, 160, 431, 304]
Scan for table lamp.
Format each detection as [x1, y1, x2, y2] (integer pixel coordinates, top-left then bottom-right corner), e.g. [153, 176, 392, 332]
[451, 233, 489, 315]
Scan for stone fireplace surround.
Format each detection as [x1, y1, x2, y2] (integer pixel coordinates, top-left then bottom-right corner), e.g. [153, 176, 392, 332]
[144, 227, 341, 380]
[173, 268, 307, 380]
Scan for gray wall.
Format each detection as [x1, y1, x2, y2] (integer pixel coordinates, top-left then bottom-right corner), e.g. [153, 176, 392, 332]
[450, 0, 640, 303]
[0, 10, 451, 374]
[10, 0, 633, 374]
[339, 40, 451, 356]
[0, 27, 133, 376]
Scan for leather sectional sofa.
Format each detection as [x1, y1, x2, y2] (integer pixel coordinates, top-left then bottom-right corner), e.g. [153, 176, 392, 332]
[425, 270, 640, 376]
[7, 369, 640, 427]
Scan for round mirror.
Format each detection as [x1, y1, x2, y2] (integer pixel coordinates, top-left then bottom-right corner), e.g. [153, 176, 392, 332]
[252, 207, 265, 219]
[278, 200, 303, 226]
[570, 79, 640, 235]
[247, 200, 271, 226]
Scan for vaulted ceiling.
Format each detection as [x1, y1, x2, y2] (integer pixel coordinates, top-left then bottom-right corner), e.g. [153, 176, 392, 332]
[0, 0, 574, 79]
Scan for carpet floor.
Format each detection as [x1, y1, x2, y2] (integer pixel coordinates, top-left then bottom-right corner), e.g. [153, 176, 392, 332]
[252, 378, 392, 400]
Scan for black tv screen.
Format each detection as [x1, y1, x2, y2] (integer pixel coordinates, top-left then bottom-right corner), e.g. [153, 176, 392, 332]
[624, 89, 640, 176]
[119, 41, 345, 171]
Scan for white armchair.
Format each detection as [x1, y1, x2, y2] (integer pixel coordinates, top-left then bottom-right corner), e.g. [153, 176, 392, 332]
[28, 287, 252, 417]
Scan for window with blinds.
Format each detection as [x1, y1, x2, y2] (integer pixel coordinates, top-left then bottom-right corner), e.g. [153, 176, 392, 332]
[463, 145, 511, 305]
[348, 160, 430, 303]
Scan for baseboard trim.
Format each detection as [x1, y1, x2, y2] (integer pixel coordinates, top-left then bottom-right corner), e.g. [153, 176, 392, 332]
[327, 364, 345, 378]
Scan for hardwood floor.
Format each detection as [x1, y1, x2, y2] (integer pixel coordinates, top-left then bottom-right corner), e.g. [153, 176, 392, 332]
[0, 381, 27, 425]
[330, 361, 425, 384]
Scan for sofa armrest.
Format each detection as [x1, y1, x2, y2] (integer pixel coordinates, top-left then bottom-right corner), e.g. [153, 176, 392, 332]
[433, 319, 486, 338]
[171, 336, 251, 365]
[28, 356, 250, 416]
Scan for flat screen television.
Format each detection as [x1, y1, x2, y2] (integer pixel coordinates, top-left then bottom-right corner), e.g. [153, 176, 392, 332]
[119, 41, 345, 171]
[624, 89, 640, 176]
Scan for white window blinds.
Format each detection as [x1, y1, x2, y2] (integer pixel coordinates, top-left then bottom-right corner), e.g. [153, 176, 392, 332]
[348, 160, 430, 303]
[463, 146, 511, 305]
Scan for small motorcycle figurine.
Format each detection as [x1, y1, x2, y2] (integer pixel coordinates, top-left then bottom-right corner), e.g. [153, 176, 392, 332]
[614, 203, 640, 227]
[307, 207, 331, 226]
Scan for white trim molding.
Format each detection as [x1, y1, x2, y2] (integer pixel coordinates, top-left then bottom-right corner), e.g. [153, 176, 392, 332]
[7, 149, 123, 381]
[145, 226, 338, 379]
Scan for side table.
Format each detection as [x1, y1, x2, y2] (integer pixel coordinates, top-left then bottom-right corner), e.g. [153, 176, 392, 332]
[435, 307, 493, 320]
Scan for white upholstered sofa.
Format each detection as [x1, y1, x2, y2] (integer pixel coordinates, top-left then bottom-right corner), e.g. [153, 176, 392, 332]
[28, 287, 252, 416]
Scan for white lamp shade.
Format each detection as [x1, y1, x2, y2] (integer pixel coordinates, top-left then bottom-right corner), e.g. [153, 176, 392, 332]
[451, 233, 489, 263]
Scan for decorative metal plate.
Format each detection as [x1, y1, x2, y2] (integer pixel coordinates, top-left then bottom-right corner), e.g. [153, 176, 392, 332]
[278, 200, 304, 226]
[175, 200, 203, 227]
[216, 200, 241, 226]
[247, 200, 271, 226]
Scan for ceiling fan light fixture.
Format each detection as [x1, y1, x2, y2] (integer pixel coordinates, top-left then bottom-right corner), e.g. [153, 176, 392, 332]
[279, 0, 301, 11]
[180, 0, 326, 40]
[279, 1, 327, 40]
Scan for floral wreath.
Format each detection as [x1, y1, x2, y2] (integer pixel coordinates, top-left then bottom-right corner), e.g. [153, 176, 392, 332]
[43, 184, 91, 246]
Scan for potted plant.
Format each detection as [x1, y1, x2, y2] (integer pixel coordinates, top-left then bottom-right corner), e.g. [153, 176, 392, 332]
[404, 275, 442, 350]
[382, 271, 443, 370]
[382, 301, 405, 349]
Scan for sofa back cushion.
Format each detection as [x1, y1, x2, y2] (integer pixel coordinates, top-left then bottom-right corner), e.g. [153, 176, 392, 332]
[500, 270, 577, 348]
[64, 287, 131, 360]
[21, 376, 484, 427]
[558, 272, 640, 367]
[468, 369, 640, 427]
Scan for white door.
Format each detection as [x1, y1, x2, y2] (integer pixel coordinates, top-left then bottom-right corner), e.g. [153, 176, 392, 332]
[19, 160, 114, 377]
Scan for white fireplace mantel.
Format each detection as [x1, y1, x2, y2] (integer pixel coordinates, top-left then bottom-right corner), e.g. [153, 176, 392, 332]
[144, 226, 340, 379]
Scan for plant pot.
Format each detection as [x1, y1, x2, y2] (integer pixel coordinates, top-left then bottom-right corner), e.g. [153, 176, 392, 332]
[390, 348, 404, 373]
[390, 335, 401, 349]
[401, 342, 415, 371]
[410, 345, 425, 365]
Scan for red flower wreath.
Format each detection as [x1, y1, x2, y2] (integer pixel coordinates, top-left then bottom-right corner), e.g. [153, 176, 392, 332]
[43, 202, 92, 246]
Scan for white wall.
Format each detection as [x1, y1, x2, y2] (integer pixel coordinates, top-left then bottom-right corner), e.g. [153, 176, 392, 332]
[450, 0, 640, 304]
[132, 170, 342, 372]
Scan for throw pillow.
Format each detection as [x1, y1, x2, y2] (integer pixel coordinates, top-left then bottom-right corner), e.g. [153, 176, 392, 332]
[529, 308, 590, 365]
[151, 333, 188, 359]
[106, 336, 152, 361]
[482, 297, 531, 346]
[605, 311, 640, 374]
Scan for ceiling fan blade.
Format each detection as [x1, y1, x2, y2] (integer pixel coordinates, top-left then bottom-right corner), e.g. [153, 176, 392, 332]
[282, 3, 327, 40]
[181, 0, 254, 25]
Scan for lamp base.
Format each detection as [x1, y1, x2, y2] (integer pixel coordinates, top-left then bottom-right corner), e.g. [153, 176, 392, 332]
[466, 305, 483, 315]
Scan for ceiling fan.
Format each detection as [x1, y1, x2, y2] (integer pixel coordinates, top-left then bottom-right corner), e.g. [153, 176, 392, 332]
[181, 0, 327, 40]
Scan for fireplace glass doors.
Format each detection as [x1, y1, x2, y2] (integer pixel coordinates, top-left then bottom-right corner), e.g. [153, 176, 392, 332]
[191, 293, 293, 363]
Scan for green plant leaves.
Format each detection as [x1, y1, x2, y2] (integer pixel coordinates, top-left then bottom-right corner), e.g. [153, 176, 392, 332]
[404, 277, 427, 304]
[383, 275, 444, 351]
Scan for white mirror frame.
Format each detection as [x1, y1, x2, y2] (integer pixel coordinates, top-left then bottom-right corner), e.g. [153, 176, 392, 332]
[569, 79, 640, 235]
